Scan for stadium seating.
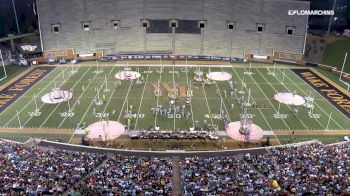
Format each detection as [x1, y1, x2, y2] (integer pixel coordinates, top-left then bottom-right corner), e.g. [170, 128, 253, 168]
[1, 141, 349, 195]
[0, 142, 106, 195]
[79, 155, 173, 195]
[180, 156, 270, 194]
[37, 0, 309, 56]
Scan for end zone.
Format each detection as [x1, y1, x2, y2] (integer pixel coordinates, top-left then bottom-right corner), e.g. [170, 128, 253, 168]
[0, 66, 55, 113]
[292, 69, 350, 119]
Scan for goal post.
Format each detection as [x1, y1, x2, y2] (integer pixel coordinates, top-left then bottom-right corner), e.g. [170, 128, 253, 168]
[0, 49, 7, 82]
[339, 52, 350, 92]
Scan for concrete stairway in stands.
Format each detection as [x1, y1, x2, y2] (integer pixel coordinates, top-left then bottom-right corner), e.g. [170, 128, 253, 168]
[172, 156, 183, 196]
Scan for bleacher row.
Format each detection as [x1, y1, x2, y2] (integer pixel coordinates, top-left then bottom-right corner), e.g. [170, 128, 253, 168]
[38, 0, 308, 56]
[0, 141, 349, 195]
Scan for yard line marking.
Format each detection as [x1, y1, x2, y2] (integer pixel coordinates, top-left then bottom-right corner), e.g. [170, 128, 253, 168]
[201, 69, 214, 125]
[283, 69, 345, 130]
[134, 67, 151, 130]
[185, 67, 195, 127]
[39, 66, 89, 128]
[2, 67, 68, 128]
[240, 66, 291, 130]
[117, 79, 134, 122]
[172, 65, 176, 131]
[212, 79, 231, 122]
[255, 68, 309, 130]
[154, 66, 164, 127]
[25, 67, 91, 128]
[227, 66, 273, 131]
[98, 68, 122, 122]
[272, 68, 325, 129]
[78, 67, 116, 125]
[57, 67, 100, 128]
[67, 67, 116, 143]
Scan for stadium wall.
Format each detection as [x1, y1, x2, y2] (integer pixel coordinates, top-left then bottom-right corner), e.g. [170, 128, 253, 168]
[37, 0, 309, 58]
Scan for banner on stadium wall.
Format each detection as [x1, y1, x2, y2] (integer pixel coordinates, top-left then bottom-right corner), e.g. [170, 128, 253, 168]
[100, 54, 245, 62]
[76, 51, 103, 61]
[273, 51, 303, 64]
[244, 54, 274, 63]
[43, 48, 75, 60]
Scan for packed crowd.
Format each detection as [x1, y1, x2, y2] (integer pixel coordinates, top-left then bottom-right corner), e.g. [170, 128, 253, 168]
[180, 142, 350, 195]
[1, 140, 349, 195]
[179, 156, 271, 195]
[77, 155, 173, 195]
[244, 143, 350, 195]
[0, 142, 106, 195]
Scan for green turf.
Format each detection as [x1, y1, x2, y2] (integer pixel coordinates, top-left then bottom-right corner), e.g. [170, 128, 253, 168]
[0, 132, 72, 143]
[276, 135, 347, 145]
[0, 64, 29, 85]
[322, 39, 350, 73]
[316, 68, 350, 90]
[0, 64, 349, 144]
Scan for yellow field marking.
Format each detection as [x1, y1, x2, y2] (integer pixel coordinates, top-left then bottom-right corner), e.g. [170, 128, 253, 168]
[0, 67, 33, 91]
[311, 68, 350, 97]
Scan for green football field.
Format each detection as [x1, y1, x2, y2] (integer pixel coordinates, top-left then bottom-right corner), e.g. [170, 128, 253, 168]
[0, 63, 349, 144]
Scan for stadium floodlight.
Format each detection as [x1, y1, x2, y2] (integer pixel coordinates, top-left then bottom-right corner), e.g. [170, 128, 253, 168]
[0, 50, 7, 82]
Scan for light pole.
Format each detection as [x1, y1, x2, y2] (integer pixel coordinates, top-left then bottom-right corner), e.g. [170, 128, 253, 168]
[11, 0, 21, 35]
[327, 0, 337, 35]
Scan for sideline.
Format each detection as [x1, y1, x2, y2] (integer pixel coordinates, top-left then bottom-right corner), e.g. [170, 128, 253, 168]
[0, 67, 33, 91]
[311, 68, 350, 97]
[0, 127, 74, 134]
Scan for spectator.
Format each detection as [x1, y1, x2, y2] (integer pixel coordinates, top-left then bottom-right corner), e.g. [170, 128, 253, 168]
[0, 142, 106, 195]
[81, 155, 173, 195]
[180, 156, 271, 195]
[244, 143, 350, 195]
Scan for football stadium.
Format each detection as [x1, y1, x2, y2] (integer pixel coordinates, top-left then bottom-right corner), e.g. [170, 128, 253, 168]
[0, 0, 349, 194]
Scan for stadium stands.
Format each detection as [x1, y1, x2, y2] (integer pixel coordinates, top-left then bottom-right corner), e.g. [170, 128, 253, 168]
[180, 156, 270, 194]
[244, 143, 350, 195]
[79, 156, 173, 195]
[37, 0, 309, 57]
[1, 140, 349, 195]
[0, 142, 106, 195]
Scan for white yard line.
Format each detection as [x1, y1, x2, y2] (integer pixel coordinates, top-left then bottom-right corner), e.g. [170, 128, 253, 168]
[172, 65, 176, 131]
[26, 67, 91, 128]
[283, 69, 345, 129]
[239, 67, 291, 130]
[79, 67, 116, 124]
[3, 67, 68, 127]
[255, 68, 309, 130]
[255, 68, 310, 130]
[256, 69, 309, 130]
[267, 68, 325, 129]
[134, 67, 151, 130]
[67, 67, 115, 143]
[117, 80, 134, 122]
[57, 67, 100, 128]
[227, 66, 273, 131]
[39, 66, 89, 128]
[98, 68, 121, 122]
[201, 78, 214, 125]
[212, 81, 231, 122]
[0, 67, 60, 116]
[154, 66, 164, 127]
[184, 67, 195, 127]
